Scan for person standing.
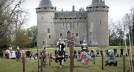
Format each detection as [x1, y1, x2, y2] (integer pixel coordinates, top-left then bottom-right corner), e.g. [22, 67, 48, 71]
[15, 46, 21, 61]
[5, 49, 10, 59]
[80, 51, 89, 64]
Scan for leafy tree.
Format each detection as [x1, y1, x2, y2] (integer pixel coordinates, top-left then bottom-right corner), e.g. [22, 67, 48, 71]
[15, 30, 31, 48]
[26, 26, 37, 48]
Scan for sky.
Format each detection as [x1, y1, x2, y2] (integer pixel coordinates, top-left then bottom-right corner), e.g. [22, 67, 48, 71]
[22, 0, 134, 28]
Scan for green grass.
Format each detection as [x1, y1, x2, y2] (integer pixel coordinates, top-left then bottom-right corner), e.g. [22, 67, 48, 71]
[0, 46, 131, 72]
[0, 57, 130, 72]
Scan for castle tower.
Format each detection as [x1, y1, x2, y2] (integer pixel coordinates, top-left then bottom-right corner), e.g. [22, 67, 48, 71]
[36, 0, 56, 48]
[86, 0, 109, 46]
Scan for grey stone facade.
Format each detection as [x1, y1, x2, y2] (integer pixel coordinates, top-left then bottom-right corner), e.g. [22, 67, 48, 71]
[36, 0, 109, 48]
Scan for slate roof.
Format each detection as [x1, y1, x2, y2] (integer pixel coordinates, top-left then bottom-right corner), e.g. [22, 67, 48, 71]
[38, 0, 53, 8]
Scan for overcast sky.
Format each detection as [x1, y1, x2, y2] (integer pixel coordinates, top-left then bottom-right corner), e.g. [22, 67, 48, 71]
[22, 0, 134, 28]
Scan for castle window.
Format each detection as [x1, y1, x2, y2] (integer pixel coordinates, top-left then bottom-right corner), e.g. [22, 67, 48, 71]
[89, 7, 92, 8]
[50, 7, 53, 9]
[60, 33, 62, 37]
[103, 6, 105, 8]
[76, 33, 79, 37]
[48, 28, 50, 33]
[49, 35, 51, 39]
[95, 6, 99, 8]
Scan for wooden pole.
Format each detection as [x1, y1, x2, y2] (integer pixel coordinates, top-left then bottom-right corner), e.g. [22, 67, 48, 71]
[49, 53, 51, 66]
[101, 50, 104, 70]
[22, 52, 25, 72]
[37, 48, 40, 72]
[123, 55, 126, 72]
[70, 46, 74, 72]
[93, 54, 95, 64]
[129, 30, 134, 72]
[67, 31, 74, 72]
[40, 55, 43, 72]
[69, 38, 74, 72]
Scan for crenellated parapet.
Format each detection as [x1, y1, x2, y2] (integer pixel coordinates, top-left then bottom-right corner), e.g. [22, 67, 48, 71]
[36, 7, 56, 13]
[87, 6, 109, 12]
[55, 11, 87, 19]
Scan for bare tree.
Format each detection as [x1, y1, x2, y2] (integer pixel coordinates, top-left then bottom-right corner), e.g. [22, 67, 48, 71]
[0, 0, 26, 48]
[121, 8, 134, 45]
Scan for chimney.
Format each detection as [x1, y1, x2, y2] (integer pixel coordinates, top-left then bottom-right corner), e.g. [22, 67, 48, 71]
[72, 5, 75, 12]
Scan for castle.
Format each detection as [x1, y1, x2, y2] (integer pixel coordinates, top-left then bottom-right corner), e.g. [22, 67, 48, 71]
[36, 0, 109, 47]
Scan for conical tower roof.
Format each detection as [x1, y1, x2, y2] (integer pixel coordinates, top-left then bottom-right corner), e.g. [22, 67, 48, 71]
[92, 0, 105, 6]
[38, 0, 53, 8]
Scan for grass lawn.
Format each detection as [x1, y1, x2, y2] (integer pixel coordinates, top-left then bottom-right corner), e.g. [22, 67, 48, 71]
[0, 57, 130, 72]
[0, 46, 131, 72]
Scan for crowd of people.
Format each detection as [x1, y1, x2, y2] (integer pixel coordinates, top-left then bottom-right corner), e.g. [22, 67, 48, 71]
[2, 46, 47, 61]
[3, 46, 21, 60]
[2, 42, 127, 67]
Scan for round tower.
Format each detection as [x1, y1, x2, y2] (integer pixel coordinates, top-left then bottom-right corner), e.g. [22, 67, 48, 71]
[86, 0, 109, 46]
[36, 0, 56, 48]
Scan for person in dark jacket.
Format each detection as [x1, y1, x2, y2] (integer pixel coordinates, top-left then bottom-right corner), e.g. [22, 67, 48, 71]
[15, 47, 21, 61]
